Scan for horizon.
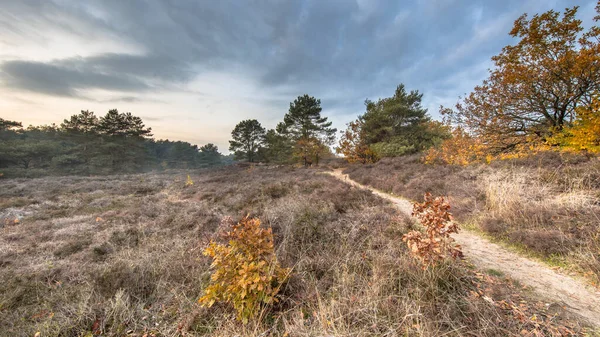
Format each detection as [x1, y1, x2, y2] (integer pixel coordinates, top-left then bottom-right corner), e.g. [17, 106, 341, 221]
[1, 0, 596, 153]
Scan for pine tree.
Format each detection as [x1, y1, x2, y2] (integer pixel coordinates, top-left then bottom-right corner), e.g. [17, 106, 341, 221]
[229, 119, 266, 162]
[281, 95, 336, 166]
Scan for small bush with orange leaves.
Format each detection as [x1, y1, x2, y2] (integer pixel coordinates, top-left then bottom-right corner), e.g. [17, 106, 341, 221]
[423, 127, 488, 166]
[198, 216, 289, 323]
[402, 193, 462, 268]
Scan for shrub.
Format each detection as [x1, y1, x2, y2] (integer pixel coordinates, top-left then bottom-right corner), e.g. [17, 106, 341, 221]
[198, 216, 289, 323]
[185, 174, 194, 187]
[403, 193, 462, 268]
[423, 127, 488, 166]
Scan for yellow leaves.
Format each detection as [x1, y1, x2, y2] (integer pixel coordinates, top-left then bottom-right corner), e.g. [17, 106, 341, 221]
[337, 120, 378, 164]
[550, 95, 600, 153]
[198, 215, 289, 323]
[185, 174, 194, 187]
[443, 5, 600, 156]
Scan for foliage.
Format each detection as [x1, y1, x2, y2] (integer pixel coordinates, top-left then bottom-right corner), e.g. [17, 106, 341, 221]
[423, 127, 488, 166]
[339, 84, 449, 162]
[0, 110, 225, 177]
[403, 193, 462, 268]
[261, 128, 294, 164]
[280, 95, 337, 166]
[0, 118, 23, 131]
[199, 143, 222, 166]
[199, 216, 289, 323]
[60, 110, 99, 134]
[443, 5, 600, 154]
[550, 95, 600, 153]
[281, 95, 336, 142]
[291, 136, 332, 167]
[229, 119, 266, 163]
[185, 175, 194, 187]
[336, 120, 378, 163]
[96, 109, 153, 138]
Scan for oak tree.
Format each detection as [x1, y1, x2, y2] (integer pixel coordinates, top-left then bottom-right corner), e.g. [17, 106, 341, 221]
[444, 5, 600, 153]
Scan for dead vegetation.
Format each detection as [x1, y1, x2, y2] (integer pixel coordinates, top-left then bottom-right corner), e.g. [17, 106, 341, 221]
[344, 152, 600, 286]
[0, 166, 591, 336]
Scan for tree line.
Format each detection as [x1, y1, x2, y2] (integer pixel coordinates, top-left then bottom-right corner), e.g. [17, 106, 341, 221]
[3, 5, 597, 174]
[340, 4, 600, 165]
[228, 94, 337, 166]
[0, 110, 228, 177]
[227, 88, 449, 166]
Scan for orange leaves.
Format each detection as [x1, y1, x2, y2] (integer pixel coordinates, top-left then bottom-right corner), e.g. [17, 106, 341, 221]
[444, 5, 600, 155]
[2, 218, 20, 227]
[423, 127, 487, 166]
[198, 215, 289, 323]
[293, 136, 328, 167]
[402, 193, 462, 268]
[336, 120, 378, 164]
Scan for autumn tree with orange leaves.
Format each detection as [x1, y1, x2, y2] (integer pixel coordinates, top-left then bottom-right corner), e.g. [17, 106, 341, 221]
[336, 120, 378, 164]
[443, 4, 600, 155]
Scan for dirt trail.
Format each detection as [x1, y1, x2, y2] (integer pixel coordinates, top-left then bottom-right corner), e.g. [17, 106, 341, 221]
[328, 169, 600, 327]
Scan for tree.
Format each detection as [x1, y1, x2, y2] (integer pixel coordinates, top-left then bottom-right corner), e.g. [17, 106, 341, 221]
[292, 136, 331, 166]
[0, 118, 22, 131]
[0, 129, 59, 169]
[444, 5, 600, 153]
[361, 84, 445, 157]
[338, 84, 448, 161]
[97, 109, 153, 138]
[281, 95, 336, 166]
[550, 94, 600, 153]
[336, 120, 377, 163]
[229, 119, 266, 162]
[61, 110, 99, 133]
[261, 128, 293, 164]
[199, 143, 222, 166]
[423, 127, 488, 166]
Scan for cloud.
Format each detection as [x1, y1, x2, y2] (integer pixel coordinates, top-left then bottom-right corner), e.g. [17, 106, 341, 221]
[1, 59, 150, 97]
[0, 0, 595, 146]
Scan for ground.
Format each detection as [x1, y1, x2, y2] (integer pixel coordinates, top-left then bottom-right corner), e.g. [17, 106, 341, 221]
[329, 169, 600, 327]
[343, 153, 600, 287]
[0, 166, 595, 336]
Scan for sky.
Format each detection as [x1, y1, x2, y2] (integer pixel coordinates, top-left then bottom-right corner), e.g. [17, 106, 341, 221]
[0, 0, 597, 153]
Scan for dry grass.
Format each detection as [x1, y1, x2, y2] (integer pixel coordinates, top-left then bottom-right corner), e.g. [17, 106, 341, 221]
[344, 152, 600, 285]
[0, 166, 589, 336]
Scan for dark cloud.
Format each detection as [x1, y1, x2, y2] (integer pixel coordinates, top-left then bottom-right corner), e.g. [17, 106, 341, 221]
[0, 0, 595, 119]
[1, 59, 151, 97]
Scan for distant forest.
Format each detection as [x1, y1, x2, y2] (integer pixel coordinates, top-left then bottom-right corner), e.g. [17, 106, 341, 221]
[0, 110, 230, 177]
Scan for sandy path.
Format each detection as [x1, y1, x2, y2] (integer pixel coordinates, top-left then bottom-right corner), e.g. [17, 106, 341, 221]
[328, 169, 600, 327]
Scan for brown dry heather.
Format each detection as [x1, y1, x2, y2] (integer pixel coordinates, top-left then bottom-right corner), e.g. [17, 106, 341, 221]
[0, 166, 591, 336]
[344, 152, 600, 285]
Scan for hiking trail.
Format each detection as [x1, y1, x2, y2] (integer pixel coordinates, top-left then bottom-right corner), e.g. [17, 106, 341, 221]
[328, 169, 600, 327]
